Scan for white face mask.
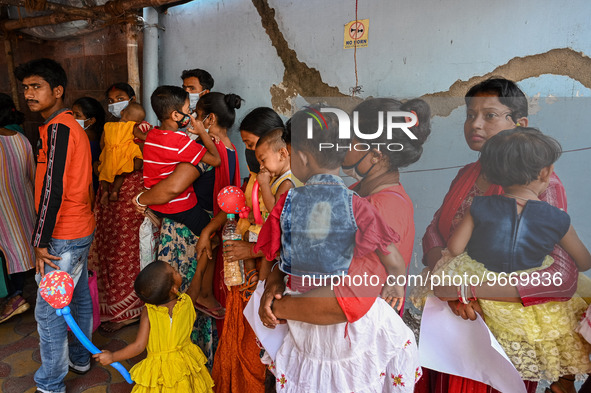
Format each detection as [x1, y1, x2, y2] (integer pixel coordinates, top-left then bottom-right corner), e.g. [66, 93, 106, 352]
[189, 92, 202, 111]
[75, 118, 89, 130]
[108, 99, 130, 118]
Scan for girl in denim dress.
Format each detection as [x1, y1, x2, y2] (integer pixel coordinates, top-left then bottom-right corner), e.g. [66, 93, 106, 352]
[254, 108, 419, 392]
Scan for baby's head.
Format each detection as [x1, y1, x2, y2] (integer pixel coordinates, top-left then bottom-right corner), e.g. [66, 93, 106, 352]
[120, 102, 145, 123]
[288, 106, 345, 181]
[255, 128, 289, 177]
[480, 127, 561, 188]
[134, 261, 182, 305]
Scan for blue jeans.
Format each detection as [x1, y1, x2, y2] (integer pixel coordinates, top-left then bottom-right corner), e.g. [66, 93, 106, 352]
[34, 233, 94, 393]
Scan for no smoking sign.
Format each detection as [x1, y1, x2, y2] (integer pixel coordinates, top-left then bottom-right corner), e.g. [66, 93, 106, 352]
[344, 19, 369, 49]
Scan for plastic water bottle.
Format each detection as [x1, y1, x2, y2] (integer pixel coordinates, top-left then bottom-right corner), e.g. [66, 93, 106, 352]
[222, 214, 245, 287]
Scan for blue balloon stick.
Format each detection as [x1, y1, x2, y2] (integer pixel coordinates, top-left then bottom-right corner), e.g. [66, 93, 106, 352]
[57, 306, 133, 384]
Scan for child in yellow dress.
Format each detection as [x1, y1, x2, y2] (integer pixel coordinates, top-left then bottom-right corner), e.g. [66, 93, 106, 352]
[94, 260, 214, 393]
[428, 128, 591, 389]
[98, 102, 146, 205]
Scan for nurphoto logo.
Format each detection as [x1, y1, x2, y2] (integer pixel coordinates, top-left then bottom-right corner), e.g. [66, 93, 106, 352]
[305, 106, 418, 151]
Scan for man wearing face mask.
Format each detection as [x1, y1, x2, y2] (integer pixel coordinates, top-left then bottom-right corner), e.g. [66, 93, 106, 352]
[181, 69, 214, 112]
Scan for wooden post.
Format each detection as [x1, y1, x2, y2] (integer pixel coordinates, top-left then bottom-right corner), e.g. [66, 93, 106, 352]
[126, 23, 141, 103]
[4, 36, 20, 110]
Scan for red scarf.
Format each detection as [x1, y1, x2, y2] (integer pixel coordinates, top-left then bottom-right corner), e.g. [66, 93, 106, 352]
[437, 161, 503, 241]
[212, 141, 241, 334]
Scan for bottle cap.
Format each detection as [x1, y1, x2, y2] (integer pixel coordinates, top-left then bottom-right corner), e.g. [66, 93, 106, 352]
[227, 213, 236, 219]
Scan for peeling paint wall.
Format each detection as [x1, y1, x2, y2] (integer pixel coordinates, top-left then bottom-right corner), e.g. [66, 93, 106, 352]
[158, 0, 591, 270]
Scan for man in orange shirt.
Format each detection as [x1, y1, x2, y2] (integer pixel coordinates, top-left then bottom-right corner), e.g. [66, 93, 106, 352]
[15, 58, 95, 393]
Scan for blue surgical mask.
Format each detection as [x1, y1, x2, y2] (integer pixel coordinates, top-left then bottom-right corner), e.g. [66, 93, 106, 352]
[189, 92, 203, 111]
[108, 99, 130, 118]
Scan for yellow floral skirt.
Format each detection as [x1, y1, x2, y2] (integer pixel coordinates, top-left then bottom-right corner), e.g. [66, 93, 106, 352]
[413, 252, 591, 382]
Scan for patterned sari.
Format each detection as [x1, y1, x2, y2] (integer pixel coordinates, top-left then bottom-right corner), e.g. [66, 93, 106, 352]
[88, 171, 144, 323]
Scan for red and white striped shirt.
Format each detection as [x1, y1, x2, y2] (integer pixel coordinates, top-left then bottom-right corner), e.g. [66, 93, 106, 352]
[143, 128, 206, 214]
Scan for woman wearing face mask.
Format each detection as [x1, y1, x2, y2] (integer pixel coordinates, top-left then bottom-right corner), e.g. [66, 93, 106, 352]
[254, 103, 429, 393]
[72, 97, 105, 195]
[210, 107, 286, 393]
[256, 98, 430, 323]
[106, 82, 136, 119]
[132, 92, 244, 369]
[87, 83, 145, 332]
[341, 98, 431, 314]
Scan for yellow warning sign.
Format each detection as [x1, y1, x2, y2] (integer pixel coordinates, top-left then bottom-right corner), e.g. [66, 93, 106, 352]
[344, 19, 369, 49]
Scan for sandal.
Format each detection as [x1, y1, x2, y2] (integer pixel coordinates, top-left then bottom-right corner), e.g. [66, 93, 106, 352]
[194, 302, 225, 320]
[0, 296, 30, 324]
[545, 376, 576, 393]
[239, 269, 259, 302]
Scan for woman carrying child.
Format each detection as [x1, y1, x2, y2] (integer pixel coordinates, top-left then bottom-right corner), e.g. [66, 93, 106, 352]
[90, 82, 145, 332]
[98, 102, 146, 205]
[429, 128, 591, 392]
[255, 107, 420, 393]
[139, 85, 221, 237]
[340, 98, 431, 313]
[211, 107, 290, 393]
[134, 92, 243, 366]
[420, 78, 580, 392]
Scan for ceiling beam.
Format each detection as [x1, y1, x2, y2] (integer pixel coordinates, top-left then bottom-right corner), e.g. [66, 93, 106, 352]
[0, 0, 99, 19]
[0, 0, 188, 31]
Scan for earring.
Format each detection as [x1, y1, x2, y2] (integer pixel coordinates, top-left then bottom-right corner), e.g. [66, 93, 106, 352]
[371, 158, 378, 164]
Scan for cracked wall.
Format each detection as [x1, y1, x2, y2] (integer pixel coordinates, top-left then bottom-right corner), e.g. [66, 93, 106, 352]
[422, 48, 591, 117]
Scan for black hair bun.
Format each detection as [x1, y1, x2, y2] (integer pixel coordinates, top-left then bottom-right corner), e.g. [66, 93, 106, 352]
[225, 94, 243, 110]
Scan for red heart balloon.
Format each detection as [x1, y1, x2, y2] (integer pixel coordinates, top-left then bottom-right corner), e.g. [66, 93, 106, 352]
[39, 271, 74, 309]
[217, 186, 247, 214]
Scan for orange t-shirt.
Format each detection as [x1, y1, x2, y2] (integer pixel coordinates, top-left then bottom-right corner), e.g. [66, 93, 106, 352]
[32, 109, 95, 247]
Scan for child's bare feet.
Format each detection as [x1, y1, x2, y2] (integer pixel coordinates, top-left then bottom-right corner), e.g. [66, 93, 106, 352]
[109, 191, 119, 201]
[100, 191, 110, 206]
